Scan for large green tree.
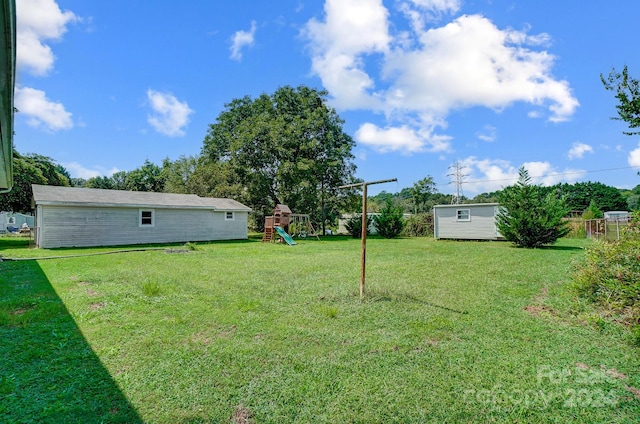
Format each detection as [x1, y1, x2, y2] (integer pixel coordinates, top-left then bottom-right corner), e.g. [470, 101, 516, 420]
[496, 167, 570, 248]
[601, 65, 640, 135]
[125, 159, 165, 192]
[201, 85, 357, 230]
[409, 176, 437, 213]
[0, 152, 70, 212]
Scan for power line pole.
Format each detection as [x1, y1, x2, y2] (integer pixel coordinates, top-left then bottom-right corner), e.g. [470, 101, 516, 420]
[339, 178, 397, 298]
[448, 161, 467, 205]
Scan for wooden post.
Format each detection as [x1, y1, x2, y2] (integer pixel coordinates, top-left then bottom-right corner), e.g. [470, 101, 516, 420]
[339, 178, 397, 298]
[360, 183, 367, 298]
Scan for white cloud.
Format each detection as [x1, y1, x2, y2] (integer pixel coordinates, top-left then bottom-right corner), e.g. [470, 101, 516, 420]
[355, 122, 452, 154]
[303, 3, 579, 155]
[62, 162, 119, 179]
[629, 143, 640, 167]
[568, 142, 593, 160]
[303, 0, 390, 109]
[230, 20, 257, 61]
[146, 89, 194, 137]
[459, 157, 584, 194]
[399, 0, 461, 32]
[476, 125, 496, 142]
[16, 0, 77, 76]
[383, 15, 578, 120]
[15, 86, 73, 130]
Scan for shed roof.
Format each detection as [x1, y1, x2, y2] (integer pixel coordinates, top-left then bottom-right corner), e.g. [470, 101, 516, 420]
[32, 185, 251, 211]
[433, 203, 499, 209]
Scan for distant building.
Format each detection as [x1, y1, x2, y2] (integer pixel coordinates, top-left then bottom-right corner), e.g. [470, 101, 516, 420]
[603, 211, 629, 221]
[31, 184, 251, 248]
[0, 211, 34, 233]
[433, 203, 504, 241]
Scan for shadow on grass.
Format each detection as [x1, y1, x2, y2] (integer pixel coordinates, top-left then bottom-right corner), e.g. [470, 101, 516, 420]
[0, 260, 141, 423]
[0, 236, 30, 250]
[539, 245, 585, 251]
[363, 289, 468, 314]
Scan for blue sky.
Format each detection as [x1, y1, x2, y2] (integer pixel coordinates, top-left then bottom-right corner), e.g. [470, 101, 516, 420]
[15, 0, 640, 197]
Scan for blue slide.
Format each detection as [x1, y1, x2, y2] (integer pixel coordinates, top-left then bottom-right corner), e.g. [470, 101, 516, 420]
[275, 226, 296, 245]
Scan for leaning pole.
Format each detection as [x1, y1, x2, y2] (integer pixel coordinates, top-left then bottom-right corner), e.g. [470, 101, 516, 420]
[339, 178, 397, 298]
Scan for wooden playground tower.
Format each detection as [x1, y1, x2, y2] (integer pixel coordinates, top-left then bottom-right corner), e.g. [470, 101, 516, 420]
[262, 204, 320, 243]
[262, 204, 291, 243]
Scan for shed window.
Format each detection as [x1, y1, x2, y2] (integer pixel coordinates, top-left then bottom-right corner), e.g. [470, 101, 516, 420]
[225, 211, 235, 221]
[456, 209, 470, 222]
[8, 216, 15, 224]
[139, 209, 155, 227]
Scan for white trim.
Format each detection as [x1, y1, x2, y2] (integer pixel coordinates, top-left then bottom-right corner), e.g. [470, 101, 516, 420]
[456, 209, 471, 222]
[139, 209, 155, 227]
[225, 211, 235, 221]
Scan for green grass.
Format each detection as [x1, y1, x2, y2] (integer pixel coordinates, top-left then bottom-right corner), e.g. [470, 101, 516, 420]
[1, 236, 639, 423]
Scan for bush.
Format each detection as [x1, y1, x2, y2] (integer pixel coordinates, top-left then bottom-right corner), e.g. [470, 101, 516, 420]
[344, 214, 372, 238]
[373, 201, 405, 238]
[403, 213, 433, 237]
[572, 211, 640, 325]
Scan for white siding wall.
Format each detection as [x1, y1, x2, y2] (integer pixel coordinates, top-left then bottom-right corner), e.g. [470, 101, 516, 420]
[36, 205, 248, 248]
[434, 205, 502, 240]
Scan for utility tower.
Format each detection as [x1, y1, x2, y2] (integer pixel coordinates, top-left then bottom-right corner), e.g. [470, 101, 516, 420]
[448, 160, 467, 204]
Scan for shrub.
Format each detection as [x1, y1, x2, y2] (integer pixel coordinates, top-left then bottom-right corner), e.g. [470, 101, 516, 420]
[403, 213, 433, 237]
[572, 211, 640, 325]
[582, 199, 604, 220]
[373, 201, 405, 238]
[565, 219, 586, 238]
[344, 214, 372, 238]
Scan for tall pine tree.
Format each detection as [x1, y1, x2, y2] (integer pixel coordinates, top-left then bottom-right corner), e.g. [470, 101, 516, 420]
[496, 167, 570, 248]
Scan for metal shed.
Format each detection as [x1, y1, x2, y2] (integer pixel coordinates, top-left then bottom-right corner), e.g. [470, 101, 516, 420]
[433, 203, 503, 241]
[31, 185, 252, 248]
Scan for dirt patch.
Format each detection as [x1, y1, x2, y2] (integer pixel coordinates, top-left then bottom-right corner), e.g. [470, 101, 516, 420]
[603, 366, 627, 380]
[231, 404, 253, 424]
[217, 325, 237, 338]
[89, 302, 105, 310]
[10, 307, 30, 316]
[524, 304, 557, 317]
[189, 331, 212, 345]
[625, 385, 640, 400]
[86, 289, 100, 297]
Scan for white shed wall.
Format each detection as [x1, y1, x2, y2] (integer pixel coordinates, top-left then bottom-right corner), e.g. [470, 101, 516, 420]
[434, 204, 502, 240]
[35, 205, 248, 248]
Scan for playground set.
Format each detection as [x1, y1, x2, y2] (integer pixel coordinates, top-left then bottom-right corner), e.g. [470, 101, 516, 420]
[261, 204, 319, 245]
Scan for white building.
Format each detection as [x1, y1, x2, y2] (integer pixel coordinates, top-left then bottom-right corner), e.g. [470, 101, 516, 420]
[31, 185, 251, 248]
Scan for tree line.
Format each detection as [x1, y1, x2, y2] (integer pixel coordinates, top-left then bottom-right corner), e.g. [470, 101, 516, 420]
[3, 69, 640, 232]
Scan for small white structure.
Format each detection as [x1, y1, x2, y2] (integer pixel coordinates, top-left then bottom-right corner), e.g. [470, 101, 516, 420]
[603, 211, 629, 222]
[0, 211, 35, 233]
[433, 203, 503, 241]
[31, 185, 251, 248]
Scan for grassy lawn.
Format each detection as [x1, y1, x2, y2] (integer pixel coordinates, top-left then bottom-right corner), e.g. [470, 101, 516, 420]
[1, 236, 639, 423]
